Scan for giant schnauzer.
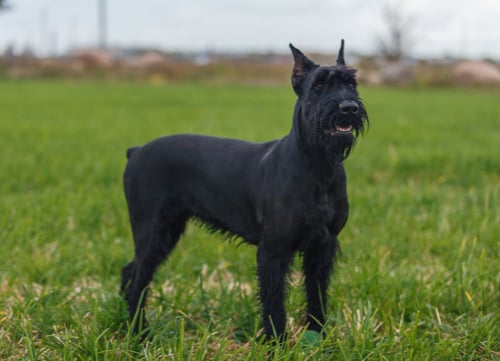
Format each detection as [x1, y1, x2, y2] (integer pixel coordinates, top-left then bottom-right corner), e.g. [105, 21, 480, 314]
[121, 40, 368, 340]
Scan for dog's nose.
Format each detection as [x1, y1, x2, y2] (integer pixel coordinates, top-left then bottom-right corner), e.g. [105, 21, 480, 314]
[339, 100, 359, 114]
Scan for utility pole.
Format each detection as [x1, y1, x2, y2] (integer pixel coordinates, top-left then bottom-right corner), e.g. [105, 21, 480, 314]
[39, 6, 49, 56]
[98, 0, 107, 49]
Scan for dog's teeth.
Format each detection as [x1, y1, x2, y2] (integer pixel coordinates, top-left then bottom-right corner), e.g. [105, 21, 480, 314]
[336, 125, 352, 132]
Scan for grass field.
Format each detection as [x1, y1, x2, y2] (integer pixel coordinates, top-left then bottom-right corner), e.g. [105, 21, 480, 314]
[0, 80, 499, 360]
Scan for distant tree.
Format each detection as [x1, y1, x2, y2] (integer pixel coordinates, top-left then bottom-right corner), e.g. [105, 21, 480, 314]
[377, 2, 416, 61]
[0, 0, 11, 11]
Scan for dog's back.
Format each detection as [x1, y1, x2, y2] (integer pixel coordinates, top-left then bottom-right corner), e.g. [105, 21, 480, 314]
[126, 147, 139, 159]
[123, 134, 278, 243]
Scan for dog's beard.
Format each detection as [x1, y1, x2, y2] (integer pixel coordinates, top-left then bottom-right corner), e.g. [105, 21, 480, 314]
[299, 98, 367, 165]
[301, 119, 354, 165]
[316, 110, 362, 163]
[321, 132, 354, 162]
[319, 100, 367, 162]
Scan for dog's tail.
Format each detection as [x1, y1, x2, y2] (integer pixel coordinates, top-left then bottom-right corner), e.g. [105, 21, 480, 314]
[126, 147, 140, 159]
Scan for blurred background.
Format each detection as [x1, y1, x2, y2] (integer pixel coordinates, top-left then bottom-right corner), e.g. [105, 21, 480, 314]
[1, 0, 500, 86]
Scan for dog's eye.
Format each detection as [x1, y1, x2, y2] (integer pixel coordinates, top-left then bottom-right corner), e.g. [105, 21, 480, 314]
[313, 83, 324, 92]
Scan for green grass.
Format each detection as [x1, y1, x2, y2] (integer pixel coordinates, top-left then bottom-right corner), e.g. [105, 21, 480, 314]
[0, 80, 499, 360]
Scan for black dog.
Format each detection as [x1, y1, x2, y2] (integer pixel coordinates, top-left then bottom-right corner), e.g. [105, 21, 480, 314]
[121, 40, 368, 340]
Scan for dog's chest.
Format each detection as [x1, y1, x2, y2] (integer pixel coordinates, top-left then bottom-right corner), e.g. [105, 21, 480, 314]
[306, 191, 336, 228]
[292, 191, 341, 251]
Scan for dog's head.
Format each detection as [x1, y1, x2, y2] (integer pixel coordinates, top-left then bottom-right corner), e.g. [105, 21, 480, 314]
[290, 40, 368, 162]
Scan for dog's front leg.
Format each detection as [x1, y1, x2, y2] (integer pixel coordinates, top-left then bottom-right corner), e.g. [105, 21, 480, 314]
[302, 237, 338, 332]
[256, 245, 292, 340]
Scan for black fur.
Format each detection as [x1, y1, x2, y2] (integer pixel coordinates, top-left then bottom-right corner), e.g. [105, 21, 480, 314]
[121, 40, 368, 340]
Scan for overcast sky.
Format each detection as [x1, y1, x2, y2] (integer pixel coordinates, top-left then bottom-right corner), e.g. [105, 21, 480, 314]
[1, 0, 499, 59]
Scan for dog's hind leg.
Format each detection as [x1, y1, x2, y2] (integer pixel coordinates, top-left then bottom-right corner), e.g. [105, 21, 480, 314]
[302, 237, 339, 332]
[121, 194, 188, 334]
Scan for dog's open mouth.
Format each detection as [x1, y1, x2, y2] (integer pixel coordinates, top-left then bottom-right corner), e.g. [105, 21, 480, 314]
[324, 125, 353, 136]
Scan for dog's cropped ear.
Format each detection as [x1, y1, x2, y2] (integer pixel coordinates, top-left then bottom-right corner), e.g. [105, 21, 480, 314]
[290, 44, 317, 95]
[336, 39, 346, 66]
